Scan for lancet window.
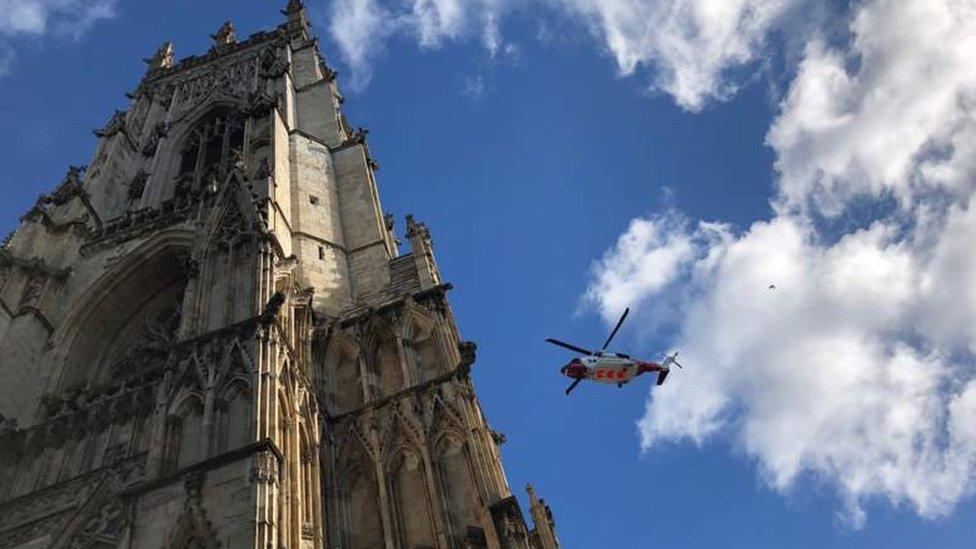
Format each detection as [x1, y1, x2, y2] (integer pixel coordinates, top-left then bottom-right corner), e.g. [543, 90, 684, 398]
[175, 108, 245, 193]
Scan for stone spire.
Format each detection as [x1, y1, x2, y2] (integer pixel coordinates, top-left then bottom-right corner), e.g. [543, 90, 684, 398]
[405, 214, 441, 290]
[280, 0, 310, 39]
[210, 21, 237, 47]
[282, 0, 307, 18]
[143, 41, 174, 72]
[527, 484, 560, 548]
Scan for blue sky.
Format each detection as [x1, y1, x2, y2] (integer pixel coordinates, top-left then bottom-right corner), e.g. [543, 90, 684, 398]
[3, 1, 976, 547]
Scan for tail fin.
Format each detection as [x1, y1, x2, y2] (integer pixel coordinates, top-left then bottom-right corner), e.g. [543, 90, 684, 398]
[657, 370, 670, 386]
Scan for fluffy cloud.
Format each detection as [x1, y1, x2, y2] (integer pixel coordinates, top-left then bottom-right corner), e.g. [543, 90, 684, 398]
[0, 0, 117, 75]
[550, 0, 802, 110]
[328, 0, 393, 91]
[326, 0, 798, 108]
[327, 0, 516, 90]
[582, 0, 976, 527]
[767, 0, 976, 214]
[583, 212, 731, 322]
[626, 210, 976, 526]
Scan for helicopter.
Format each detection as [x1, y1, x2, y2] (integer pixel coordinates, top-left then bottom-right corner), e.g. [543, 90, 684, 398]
[545, 308, 683, 395]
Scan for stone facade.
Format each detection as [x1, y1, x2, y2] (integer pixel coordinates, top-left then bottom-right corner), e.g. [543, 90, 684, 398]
[0, 3, 558, 548]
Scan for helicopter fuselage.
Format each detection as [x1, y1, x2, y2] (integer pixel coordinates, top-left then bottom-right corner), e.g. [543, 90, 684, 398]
[560, 353, 664, 386]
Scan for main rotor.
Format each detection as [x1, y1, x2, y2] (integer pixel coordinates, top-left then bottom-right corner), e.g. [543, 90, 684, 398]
[545, 307, 631, 357]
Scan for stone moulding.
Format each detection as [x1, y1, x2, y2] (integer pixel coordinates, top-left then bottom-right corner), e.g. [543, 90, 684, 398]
[79, 203, 193, 256]
[121, 438, 283, 498]
[0, 250, 71, 280]
[0, 453, 147, 545]
[323, 346, 477, 423]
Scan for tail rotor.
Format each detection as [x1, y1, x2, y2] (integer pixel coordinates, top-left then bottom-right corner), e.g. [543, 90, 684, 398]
[657, 351, 683, 385]
[663, 351, 684, 370]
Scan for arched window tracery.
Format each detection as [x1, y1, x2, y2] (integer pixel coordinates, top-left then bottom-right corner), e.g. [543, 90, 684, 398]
[174, 108, 245, 196]
[299, 426, 315, 528]
[329, 341, 363, 414]
[434, 434, 479, 542]
[403, 318, 440, 382]
[365, 326, 402, 399]
[215, 380, 251, 453]
[339, 454, 383, 548]
[163, 395, 205, 473]
[389, 448, 436, 548]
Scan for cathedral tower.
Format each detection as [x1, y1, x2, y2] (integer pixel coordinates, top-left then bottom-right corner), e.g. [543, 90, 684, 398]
[0, 3, 557, 548]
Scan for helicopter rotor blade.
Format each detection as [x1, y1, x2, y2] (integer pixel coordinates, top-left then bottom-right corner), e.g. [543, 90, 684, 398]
[602, 307, 630, 350]
[666, 351, 684, 369]
[545, 338, 594, 356]
[565, 378, 583, 395]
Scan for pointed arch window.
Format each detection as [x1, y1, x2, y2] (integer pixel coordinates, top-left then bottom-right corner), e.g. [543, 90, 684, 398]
[435, 435, 479, 543]
[403, 319, 440, 382]
[176, 108, 245, 193]
[389, 449, 436, 548]
[340, 458, 384, 548]
[216, 380, 251, 453]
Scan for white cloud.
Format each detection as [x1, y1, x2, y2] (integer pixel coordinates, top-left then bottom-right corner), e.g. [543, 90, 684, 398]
[461, 74, 487, 100]
[550, 0, 803, 110]
[328, 0, 393, 90]
[0, 0, 117, 75]
[584, 212, 731, 322]
[0, 0, 116, 37]
[628, 211, 976, 522]
[767, 0, 976, 214]
[409, 0, 467, 46]
[326, 0, 807, 111]
[327, 0, 516, 90]
[583, 0, 976, 527]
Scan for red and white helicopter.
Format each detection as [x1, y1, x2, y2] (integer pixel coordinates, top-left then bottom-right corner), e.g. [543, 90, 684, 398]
[546, 308, 682, 395]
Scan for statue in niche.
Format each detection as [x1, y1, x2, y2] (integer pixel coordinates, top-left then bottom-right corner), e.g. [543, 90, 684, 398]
[19, 274, 46, 310]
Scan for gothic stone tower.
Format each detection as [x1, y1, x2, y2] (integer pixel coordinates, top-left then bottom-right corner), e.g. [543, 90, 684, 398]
[0, 3, 559, 548]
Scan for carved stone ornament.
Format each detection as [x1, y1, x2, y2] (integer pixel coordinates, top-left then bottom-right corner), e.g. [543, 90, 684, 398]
[320, 61, 337, 82]
[65, 501, 126, 548]
[185, 470, 206, 501]
[19, 273, 46, 311]
[283, 0, 305, 16]
[128, 169, 150, 201]
[405, 214, 431, 241]
[458, 341, 477, 370]
[141, 122, 168, 157]
[94, 110, 127, 138]
[258, 47, 289, 80]
[253, 158, 272, 180]
[244, 90, 279, 118]
[166, 506, 221, 549]
[145, 41, 175, 72]
[490, 428, 507, 446]
[250, 449, 279, 484]
[211, 21, 237, 48]
[177, 57, 256, 113]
